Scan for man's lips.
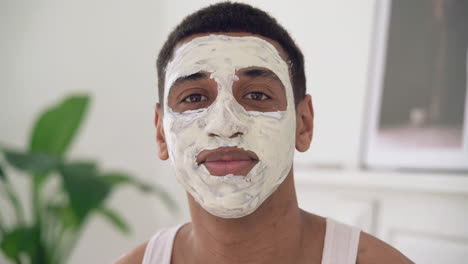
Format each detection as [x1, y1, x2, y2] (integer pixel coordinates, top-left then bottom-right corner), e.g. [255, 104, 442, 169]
[196, 147, 259, 176]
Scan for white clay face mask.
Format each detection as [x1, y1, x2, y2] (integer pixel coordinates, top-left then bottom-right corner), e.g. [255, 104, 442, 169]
[163, 35, 296, 218]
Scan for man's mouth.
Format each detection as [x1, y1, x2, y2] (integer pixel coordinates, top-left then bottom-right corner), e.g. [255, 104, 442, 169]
[196, 147, 259, 176]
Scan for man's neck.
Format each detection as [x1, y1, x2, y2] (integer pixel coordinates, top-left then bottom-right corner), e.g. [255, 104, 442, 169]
[176, 172, 316, 264]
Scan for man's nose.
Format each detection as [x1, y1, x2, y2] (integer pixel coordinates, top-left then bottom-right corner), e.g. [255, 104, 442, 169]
[204, 101, 248, 138]
[208, 131, 244, 138]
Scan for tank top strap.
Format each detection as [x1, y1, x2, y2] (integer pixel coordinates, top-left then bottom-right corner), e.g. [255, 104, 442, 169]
[321, 218, 361, 264]
[142, 223, 185, 264]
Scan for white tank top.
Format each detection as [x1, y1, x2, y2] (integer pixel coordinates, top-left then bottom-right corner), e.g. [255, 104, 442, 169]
[142, 218, 361, 264]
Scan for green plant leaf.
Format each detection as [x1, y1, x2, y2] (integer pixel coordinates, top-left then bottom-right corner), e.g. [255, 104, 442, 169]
[30, 95, 90, 156]
[3, 150, 60, 174]
[0, 164, 5, 181]
[47, 204, 79, 229]
[96, 206, 130, 234]
[101, 172, 177, 212]
[60, 162, 111, 222]
[101, 172, 150, 190]
[0, 226, 36, 261]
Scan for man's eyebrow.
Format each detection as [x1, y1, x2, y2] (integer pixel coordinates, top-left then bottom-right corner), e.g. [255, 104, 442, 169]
[239, 68, 282, 83]
[172, 72, 209, 87]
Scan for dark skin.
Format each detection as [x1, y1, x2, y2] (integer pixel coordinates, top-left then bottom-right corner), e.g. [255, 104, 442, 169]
[116, 32, 413, 264]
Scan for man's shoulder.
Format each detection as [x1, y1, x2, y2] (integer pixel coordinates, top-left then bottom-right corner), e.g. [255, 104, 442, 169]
[114, 241, 148, 264]
[357, 231, 414, 264]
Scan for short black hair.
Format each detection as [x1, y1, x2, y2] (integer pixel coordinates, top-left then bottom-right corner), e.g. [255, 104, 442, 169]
[157, 2, 306, 107]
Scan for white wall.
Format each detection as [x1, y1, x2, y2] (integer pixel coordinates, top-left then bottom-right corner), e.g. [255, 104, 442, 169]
[1, 1, 376, 263]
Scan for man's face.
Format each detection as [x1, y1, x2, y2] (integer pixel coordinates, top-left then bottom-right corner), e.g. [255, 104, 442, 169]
[162, 33, 296, 218]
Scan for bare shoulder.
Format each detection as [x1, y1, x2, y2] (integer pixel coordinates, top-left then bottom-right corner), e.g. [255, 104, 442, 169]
[357, 231, 414, 264]
[113, 241, 148, 264]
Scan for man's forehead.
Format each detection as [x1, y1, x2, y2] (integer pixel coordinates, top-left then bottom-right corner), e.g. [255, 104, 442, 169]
[172, 32, 290, 63]
[170, 67, 283, 90]
[164, 33, 294, 104]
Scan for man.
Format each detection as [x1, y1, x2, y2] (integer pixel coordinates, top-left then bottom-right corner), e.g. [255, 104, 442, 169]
[118, 3, 413, 264]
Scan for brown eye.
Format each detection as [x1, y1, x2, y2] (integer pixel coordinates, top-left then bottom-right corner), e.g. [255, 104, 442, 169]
[183, 94, 208, 103]
[244, 92, 270, 101]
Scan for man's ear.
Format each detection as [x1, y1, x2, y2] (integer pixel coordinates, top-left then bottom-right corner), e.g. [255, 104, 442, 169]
[295, 94, 314, 152]
[155, 103, 169, 160]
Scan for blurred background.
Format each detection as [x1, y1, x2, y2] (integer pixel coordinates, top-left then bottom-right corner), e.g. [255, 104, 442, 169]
[1, 0, 467, 263]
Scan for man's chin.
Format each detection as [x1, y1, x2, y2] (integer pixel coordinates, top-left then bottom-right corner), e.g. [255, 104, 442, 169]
[203, 202, 259, 219]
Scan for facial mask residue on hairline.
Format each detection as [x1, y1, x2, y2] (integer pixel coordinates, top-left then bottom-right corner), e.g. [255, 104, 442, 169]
[163, 35, 296, 218]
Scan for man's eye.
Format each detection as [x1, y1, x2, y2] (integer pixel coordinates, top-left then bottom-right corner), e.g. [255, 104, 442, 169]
[244, 92, 270, 101]
[183, 94, 208, 103]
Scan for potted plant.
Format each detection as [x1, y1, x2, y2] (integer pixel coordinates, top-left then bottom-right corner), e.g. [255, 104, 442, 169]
[0, 95, 175, 264]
